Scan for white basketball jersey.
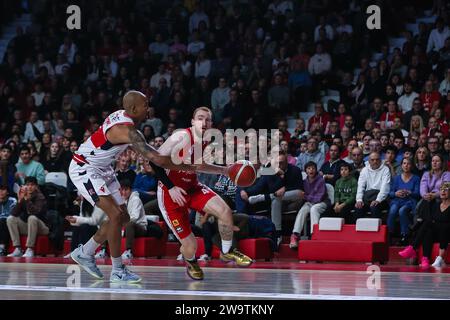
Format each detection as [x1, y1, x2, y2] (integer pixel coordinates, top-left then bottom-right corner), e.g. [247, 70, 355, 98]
[73, 110, 134, 168]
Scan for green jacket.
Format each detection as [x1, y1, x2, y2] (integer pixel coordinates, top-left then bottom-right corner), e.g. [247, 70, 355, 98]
[334, 176, 357, 206]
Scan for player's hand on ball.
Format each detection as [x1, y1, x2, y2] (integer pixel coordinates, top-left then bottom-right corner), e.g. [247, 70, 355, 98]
[169, 186, 187, 206]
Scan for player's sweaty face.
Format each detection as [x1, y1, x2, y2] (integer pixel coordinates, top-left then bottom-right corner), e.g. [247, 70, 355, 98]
[192, 111, 212, 132]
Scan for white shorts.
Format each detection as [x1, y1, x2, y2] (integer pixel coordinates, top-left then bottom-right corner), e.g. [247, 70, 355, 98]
[69, 160, 124, 207]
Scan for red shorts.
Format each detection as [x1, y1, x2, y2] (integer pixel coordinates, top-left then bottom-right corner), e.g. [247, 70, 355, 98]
[157, 182, 217, 240]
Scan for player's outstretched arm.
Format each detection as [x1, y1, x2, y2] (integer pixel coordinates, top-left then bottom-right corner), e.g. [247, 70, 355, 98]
[158, 129, 229, 176]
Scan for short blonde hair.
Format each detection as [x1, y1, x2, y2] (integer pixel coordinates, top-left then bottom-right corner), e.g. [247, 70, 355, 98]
[192, 106, 212, 118]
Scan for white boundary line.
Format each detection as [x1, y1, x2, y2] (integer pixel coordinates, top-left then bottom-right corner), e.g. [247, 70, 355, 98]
[0, 284, 436, 300]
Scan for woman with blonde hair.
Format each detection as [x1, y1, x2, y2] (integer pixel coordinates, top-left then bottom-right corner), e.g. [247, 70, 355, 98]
[409, 115, 424, 135]
[413, 147, 430, 178]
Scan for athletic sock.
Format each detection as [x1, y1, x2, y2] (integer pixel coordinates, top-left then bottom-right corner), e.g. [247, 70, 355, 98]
[185, 254, 196, 262]
[111, 256, 123, 270]
[82, 238, 101, 256]
[221, 240, 232, 254]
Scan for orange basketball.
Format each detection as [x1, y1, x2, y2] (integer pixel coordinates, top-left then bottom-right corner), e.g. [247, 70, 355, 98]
[228, 160, 257, 187]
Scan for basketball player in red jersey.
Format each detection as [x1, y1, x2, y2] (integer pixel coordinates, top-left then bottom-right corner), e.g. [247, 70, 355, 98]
[69, 91, 194, 283]
[157, 107, 253, 280]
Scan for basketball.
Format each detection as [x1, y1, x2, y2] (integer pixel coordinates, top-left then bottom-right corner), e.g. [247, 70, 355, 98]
[228, 160, 257, 187]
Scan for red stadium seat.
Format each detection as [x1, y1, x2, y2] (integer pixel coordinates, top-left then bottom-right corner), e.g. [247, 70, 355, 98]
[298, 224, 389, 263]
[9, 235, 53, 256]
[238, 238, 273, 261]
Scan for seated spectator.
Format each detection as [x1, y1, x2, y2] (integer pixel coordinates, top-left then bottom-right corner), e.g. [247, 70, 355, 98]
[383, 145, 400, 176]
[290, 161, 329, 248]
[319, 144, 346, 186]
[414, 147, 430, 177]
[380, 100, 402, 130]
[308, 102, 331, 133]
[399, 182, 450, 269]
[0, 185, 17, 256]
[115, 152, 136, 185]
[119, 179, 163, 260]
[199, 213, 277, 261]
[15, 146, 46, 186]
[296, 137, 325, 171]
[325, 163, 357, 224]
[211, 78, 231, 124]
[0, 145, 16, 193]
[132, 159, 157, 205]
[7, 177, 48, 258]
[212, 174, 237, 210]
[23, 111, 44, 143]
[42, 142, 64, 173]
[354, 152, 391, 221]
[415, 154, 450, 222]
[387, 158, 421, 245]
[65, 196, 99, 254]
[420, 80, 441, 112]
[238, 153, 303, 246]
[350, 147, 366, 179]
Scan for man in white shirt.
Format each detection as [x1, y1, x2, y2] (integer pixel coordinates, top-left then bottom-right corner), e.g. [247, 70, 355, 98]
[150, 64, 171, 89]
[58, 36, 77, 64]
[23, 111, 44, 142]
[187, 31, 205, 57]
[314, 16, 334, 42]
[397, 81, 419, 113]
[189, 4, 210, 34]
[308, 43, 332, 75]
[427, 18, 450, 54]
[355, 152, 391, 220]
[148, 33, 169, 61]
[119, 179, 163, 259]
[439, 68, 450, 96]
[31, 84, 45, 107]
[54, 54, 71, 76]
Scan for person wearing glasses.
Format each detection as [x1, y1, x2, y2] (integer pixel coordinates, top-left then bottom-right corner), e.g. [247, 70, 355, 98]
[399, 182, 450, 269]
[354, 152, 391, 221]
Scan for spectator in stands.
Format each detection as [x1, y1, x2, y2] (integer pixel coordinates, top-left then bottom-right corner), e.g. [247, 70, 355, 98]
[290, 161, 329, 248]
[15, 146, 45, 186]
[23, 111, 44, 143]
[426, 18, 450, 54]
[439, 68, 450, 96]
[383, 145, 400, 176]
[222, 89, 243, 129]
[211, 77, 231, 123]
[414, 147, 431, 178]
[268, 74, 290, 115]
[115, 152, 136, 185]
[133, 159, 157, 205]
[380, 100, 402, 130]
[399, 182, 450, 269]
[0, 145, 16, 193]
[354, 152, 391, 221]
[420, 80, 441, 113]
[0, 185, 16, 256]
[387, 158, 421, 245]
[65, 196, 99, 254]
[296, 137, 325, 171]
[308, 102, 331, 132]
[322, 162, 357, 224]
[320, 144, 345, 186]
[7, 177, 48, 258]
[416, 154, 450, 220]
[119, 179, 163, 260]
[397, 82, 419, 113]
[140, 106, 163, 137]
[239, 153, 303, 246]
[42, 142, 64, 174]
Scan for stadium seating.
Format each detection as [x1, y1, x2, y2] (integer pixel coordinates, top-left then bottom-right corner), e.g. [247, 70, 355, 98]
[120, 221, 168, 258]
[298, 218, 389, 263]
[9, 235, 54, 256]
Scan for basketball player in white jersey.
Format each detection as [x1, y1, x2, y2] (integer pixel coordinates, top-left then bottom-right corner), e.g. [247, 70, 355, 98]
[69, 91, 194, 283]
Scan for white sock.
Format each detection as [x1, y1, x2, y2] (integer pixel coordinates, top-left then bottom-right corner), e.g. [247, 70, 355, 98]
[82, 238, 101, 256]
[111, 256, 123, 270]
[222, 240, 232, 254]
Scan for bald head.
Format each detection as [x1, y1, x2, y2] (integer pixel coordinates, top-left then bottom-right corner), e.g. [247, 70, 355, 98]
[123, 91, 146, 111]
[122, 90, 149, 122]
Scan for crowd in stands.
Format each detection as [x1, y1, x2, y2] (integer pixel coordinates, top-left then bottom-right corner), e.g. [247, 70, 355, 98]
[0, 0, 449, 267]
